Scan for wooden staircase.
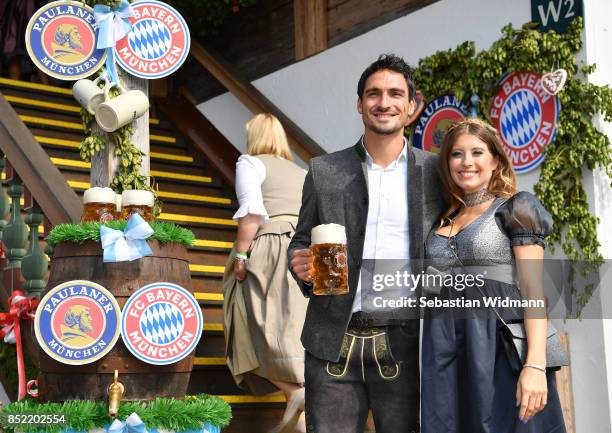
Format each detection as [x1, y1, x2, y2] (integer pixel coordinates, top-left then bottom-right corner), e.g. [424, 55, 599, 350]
[0, 77, 287, 432]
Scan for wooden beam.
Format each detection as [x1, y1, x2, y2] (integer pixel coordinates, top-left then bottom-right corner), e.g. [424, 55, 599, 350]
[189, 42, 325, 162]
[294, 0, 328, 61]
[91, 71, 150, 188]
[556, 332, 575, 433]
[0, 93, 81, 224]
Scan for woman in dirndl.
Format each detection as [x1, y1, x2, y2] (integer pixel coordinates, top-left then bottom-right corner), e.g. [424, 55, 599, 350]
[421, 118, 567, 433]
[223, 113, 308, 433]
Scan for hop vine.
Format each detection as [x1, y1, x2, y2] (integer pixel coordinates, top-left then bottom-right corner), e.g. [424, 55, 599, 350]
[410, 18, 612, 316]
[78, 74, 161, 216]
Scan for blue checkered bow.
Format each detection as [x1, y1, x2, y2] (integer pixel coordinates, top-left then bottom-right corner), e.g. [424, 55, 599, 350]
[100, 213, 154, 263]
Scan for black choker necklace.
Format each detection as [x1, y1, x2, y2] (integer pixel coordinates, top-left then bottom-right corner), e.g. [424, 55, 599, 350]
[463, 189, 495, 207]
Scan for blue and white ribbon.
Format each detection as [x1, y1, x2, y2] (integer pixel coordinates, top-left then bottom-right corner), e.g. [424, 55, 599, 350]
[100, 213, 154, 263]
[470, 93, 480, 118]
[94, 0, 133, 84]
[108, 413, 148, 433]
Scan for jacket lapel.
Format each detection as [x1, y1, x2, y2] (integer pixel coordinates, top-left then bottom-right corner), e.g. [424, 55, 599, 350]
[408, 148, 424, 261]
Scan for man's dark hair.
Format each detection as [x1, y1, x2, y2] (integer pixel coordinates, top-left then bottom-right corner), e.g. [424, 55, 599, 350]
[357, 54, 416, 101]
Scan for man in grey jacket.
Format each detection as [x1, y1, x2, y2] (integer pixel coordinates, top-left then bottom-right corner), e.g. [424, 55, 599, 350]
[288, 54, 444, 433]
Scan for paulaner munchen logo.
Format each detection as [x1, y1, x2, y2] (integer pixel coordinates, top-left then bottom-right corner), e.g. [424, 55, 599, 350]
[490, 72, 560, 173]
[413, 95, 467, 153]
[25, 0, 106, 80]
[35, 280, 121, 365]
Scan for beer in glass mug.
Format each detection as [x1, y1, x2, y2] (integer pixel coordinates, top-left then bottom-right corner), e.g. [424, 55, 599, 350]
[121, 190, 155, 222]
[81, 187, 116, 223]
[310, 223, 348, 295]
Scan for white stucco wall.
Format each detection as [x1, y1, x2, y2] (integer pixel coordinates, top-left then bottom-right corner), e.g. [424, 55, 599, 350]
[583, 0, 612, 428]
[198, 0, 612, 430]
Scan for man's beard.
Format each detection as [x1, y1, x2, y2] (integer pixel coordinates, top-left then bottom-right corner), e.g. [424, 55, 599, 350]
[366, 121, 403, 136]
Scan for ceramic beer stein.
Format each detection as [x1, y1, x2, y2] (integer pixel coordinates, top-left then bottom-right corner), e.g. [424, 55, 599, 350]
[72, 73, 109, 115]
[95, 83, 149, 132]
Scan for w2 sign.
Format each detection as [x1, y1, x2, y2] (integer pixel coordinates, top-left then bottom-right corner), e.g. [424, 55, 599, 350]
[531, 0, 583, 33]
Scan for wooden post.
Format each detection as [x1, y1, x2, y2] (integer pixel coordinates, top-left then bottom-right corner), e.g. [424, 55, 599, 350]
[556, 332, 575, 433]
[294, 0, 328, 61]
[91, 69, 150, 187]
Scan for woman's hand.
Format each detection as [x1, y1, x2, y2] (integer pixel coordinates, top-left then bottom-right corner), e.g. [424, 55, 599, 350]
[233, 258, 247, 282]
[516, 366, 548, 423]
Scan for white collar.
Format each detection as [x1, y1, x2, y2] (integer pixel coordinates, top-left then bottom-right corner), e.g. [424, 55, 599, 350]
[360, 136, 408, 169]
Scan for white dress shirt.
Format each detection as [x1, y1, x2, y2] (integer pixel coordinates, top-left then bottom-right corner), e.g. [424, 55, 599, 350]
[352, 138, 410, 312]
[232, 154, 269, 220]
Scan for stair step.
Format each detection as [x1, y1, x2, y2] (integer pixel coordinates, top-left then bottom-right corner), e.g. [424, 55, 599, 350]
[195, 293, 224, 302]
[194, 357, 226, 365]
[19, 115, 175, 143]
[4, 94, 161, 126]
[5, 94, 80, 113]
[52, 157, 213, 184]
[36, 135, 194, 164]
[220, 395, 286, 404]
[190, 264, 225, 275]
[0, 77, 72, 96]
[66, 179, 232, 206]
[193, 239, 233, 250]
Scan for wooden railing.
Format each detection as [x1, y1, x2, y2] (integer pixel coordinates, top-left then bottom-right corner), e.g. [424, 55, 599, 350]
[189, 42, 326, 163]
[0, 93, 80, 225]
[0, 93, 79, 298]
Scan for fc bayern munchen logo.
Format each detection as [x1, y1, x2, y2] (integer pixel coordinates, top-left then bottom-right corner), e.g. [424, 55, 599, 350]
[121, 282, 203, 365]
[413, 95, 467, 153]
[35, 280, 121, 365]
[25, 1, 106, 80]
[114, 0, 190, 79]
[490, 72, 560, 173]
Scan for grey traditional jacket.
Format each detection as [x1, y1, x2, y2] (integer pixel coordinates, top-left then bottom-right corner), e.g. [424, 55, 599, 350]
[288, 140, 445, 362]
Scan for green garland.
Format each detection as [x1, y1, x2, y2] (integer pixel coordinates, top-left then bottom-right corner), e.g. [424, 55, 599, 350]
[0, 395, 232, 433]
[46, 221, 195, 248]
[410, 18, 612, 315]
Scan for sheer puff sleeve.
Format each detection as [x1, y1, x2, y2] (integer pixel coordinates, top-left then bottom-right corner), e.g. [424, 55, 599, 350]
[232, 154, 268, 221]
[495, 191, 553, 249]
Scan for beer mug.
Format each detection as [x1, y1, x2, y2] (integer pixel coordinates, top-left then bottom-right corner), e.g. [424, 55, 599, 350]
[81, 187, 116, 223]
[120, 189, 155, 222]
[310, 223, 348, 296]
[115, 194, 122, 220]
[72, 73, 109, 115]
[95, 83, 149, 132]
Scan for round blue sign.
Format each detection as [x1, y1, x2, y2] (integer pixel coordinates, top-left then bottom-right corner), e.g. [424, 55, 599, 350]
[25, 1, 106, 80]
[35, 280, 121, 365]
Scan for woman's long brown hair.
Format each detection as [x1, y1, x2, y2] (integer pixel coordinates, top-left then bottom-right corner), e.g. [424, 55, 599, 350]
[438, 118, 517, 223]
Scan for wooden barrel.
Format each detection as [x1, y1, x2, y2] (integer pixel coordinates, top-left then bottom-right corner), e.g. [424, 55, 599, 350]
[37, 240, 195, 402]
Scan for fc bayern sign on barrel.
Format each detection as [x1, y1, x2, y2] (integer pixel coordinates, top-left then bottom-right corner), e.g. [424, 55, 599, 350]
[490, 72, 560, 173]
[115, 0, 190, 79]
[121, 282, 202, 365]
[25, 1, 106, 80]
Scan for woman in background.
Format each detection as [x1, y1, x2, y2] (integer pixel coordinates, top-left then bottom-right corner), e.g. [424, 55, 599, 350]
[421, 118, 567, 433]
[223, 113, 308, 433]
